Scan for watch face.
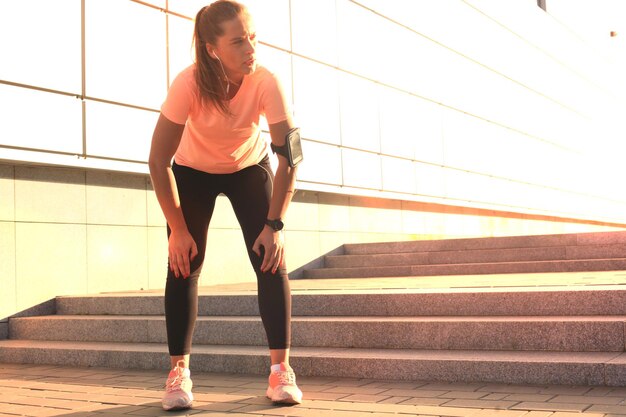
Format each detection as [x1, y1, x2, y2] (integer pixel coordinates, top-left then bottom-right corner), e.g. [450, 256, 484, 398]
[267, 219, 284, 231]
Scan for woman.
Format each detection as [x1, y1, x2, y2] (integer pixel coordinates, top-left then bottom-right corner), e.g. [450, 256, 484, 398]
[148, 0, 303, 410]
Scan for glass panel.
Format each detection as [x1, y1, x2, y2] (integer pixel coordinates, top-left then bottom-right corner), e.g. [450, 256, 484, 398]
[379, 87, 444, 164]
[339, 73, 379, 152]
[85, 0, 167, 109]
[0, 0, 81, 94]
[342, 149, 381, 189]
[336, 0, 386, 80]
[415, 162, 445, 198]
[443, 169, 494, 203]
[296, 141, 342, 186]
[442, 110, 492, 173]
[291, 0, 338, 65]
[246, 0, 291, 50]
[167, 14, 195, 85]
[86, 101, 159, 162]
[257, 45, 293, 131]
[379, 88, 417, 159]
[0, 84, 82, 153]
[166, 1, 207, 18]
[292, 57, 340, 144]
[414, 99, 444, 165]
[381, 157, 415, 194]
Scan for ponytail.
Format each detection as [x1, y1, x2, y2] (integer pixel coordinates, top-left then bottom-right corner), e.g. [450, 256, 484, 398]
[193, 1, 247, 116]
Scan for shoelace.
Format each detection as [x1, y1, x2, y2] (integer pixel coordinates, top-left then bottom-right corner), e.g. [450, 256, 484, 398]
[276, 370, 296, 386]
[165, 369, 185, 392]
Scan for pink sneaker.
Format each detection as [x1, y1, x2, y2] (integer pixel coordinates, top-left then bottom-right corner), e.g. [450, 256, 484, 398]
[162, 360, 194, 411]
[266, 362, 303, 404]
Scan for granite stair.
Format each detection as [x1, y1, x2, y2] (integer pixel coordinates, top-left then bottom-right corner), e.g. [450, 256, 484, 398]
[303, 231, 626, 278]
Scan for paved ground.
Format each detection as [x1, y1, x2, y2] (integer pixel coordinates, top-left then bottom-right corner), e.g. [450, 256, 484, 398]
[2, 362, 626, 417]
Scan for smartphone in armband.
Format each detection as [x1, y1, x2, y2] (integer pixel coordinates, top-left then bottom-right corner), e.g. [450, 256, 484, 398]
[271, 127, 304, 168]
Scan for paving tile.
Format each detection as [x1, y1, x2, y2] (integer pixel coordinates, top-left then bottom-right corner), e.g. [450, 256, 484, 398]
[191, 413, 235, 417]
[380, 388, 450, 397]
[126, 405, 206, 416]
[390, 396, 450, 406]
[298, 391, 348, 401]
[295, 384, 332, 392]
[478, 385, 545, 394]
[189, 392, 254, 402]
[604, 387, 626, 397]
[379, 395, 413, 404]
[294, 376, 340, 384]
[362, 380, 428, 389]
[443, 399, 520, 409]
[510, 401, 588, 412]
[335, 393, 392, 403]
[549, 413, 604, 417]
[412, 404, 482, 417]
[226, 403, 309, 415]
[585, 387, 615, 396]
[502, 394, 556, 402]
[538, 386, 593, 396]
[550, 394, 623, 405]
[321, 385, 389, 395]
[482, 393, 512, 401]
[321, 377, 373, 387]
[236, 381, 267, 389]
[517, 412, 553, 417]
[467, 410, 528, 417]
[587, 404, 626, 414]
[1, 404, 68, 417]
[420, 382, 486, 392]
[439, 391, 492, 399]
[228, 388, 266, 396]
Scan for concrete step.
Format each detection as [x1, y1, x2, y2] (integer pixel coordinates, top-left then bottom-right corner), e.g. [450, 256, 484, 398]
[326, 245, 626, 268]
[55, 286, 626, 316]
[304, 259, 626, 279]
[343, 231, 626, 255]
[9, 315, 626, 351]
[1, 339, 625, 386]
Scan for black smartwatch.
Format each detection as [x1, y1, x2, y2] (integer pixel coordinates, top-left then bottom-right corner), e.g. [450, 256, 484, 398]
[265, 218, 284, 232]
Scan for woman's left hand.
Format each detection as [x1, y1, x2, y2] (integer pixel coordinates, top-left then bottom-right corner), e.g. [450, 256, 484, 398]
[252, 225, 285, 274]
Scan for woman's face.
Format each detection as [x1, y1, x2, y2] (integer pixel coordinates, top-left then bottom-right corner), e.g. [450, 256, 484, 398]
[209, 13, 257, 82]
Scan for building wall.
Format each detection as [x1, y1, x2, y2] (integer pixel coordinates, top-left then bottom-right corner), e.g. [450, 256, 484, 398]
[2, 1, 626, 223]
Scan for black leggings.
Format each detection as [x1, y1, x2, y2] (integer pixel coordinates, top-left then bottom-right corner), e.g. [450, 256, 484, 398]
[164, 156, 291, 355]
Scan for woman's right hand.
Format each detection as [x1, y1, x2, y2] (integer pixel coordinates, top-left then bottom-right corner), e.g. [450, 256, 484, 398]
[168, 228, 198, 278]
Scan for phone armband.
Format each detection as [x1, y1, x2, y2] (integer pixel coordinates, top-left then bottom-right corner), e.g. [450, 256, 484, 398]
[270, 127, 303, 168]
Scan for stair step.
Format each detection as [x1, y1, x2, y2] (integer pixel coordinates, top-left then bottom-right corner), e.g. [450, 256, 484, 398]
[343, 231, 626, 255]
[56, 286, 626, 316]
[1, 339, 625, 386]
[305, 259, 626, 279]
[326, 245, 626, 268]
[9, 315, 626, 351]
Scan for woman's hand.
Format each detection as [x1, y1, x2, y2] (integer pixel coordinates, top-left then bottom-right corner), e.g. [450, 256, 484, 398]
[252, 226, 285, 274]
[168, 229, 198, 278]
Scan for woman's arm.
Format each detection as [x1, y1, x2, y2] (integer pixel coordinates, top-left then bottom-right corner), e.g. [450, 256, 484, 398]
[252, 116, 299, 273]
[148, 114, 198, 278]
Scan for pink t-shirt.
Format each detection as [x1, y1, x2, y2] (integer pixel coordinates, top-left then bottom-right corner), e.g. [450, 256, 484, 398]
[161, 64, 290, 174]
